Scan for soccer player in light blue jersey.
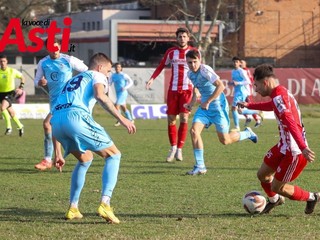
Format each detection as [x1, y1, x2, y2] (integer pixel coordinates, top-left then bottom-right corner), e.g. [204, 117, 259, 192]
[184, 50, 258, 175]
[34, 38, 88, 171]
[109, 63, 134, 126]
[50, 53, 136, 223]
[229, 56, 260, 131]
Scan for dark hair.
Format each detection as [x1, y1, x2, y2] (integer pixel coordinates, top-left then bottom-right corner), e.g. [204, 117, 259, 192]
[253, 64, 276, 81]
[176, 27, 189, 37]
[232, 56, 241, 61]
[0, 54, 7, 59]
[186, 49, 201, 59]
[114, 62, 121, 67]
[89, 52, 112, 68]
[45, 37, 61, 47]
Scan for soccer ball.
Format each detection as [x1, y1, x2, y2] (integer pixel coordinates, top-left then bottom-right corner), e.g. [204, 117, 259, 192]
[242, 191, 267, 214]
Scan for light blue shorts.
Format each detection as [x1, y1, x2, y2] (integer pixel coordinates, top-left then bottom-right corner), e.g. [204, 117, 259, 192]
[193, 102, 230, 133]
[51, 110, 114, 157]
[115, 90, 128, 105]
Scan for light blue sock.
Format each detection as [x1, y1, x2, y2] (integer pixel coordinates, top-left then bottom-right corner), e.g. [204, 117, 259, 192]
[232, 110, 239, 128]
[239, 130, 251, 141]
[193, 149, 205, 168]
[125, 110, 133, 121]
[242, 109, 259, 115]
[44, 133, 53, 159]
[102, 153, 121, 198]
[70, 160, 92, 205]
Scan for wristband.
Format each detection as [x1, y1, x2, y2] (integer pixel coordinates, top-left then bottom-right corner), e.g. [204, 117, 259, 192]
[19, 83, 24, 89]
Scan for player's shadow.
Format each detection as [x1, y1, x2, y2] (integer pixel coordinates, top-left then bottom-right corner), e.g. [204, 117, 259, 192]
[0, 207, 289, 225]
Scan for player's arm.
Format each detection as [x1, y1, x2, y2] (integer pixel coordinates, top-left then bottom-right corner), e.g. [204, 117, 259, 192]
[70, 56, 88, 72]
[123, 73, 133, 90]
[14, 70, 26, 96]
[245, 101, 273, 111]
[146, 50, 169, 89]
[184, 87, 198, 111]
[34, 62, 46, 87]
[281, 111, 308, 150]
[94, 83, 136, 134]
[201, 78, 225, 110]
[281, 111, 315, 162]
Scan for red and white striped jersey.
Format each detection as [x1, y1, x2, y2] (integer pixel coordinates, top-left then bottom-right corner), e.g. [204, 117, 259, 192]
[248, 85, 308, 156]
[150, 46, 196, 91]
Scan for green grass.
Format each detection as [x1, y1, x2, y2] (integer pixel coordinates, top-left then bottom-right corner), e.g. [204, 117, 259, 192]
[1, 108, 320, 240]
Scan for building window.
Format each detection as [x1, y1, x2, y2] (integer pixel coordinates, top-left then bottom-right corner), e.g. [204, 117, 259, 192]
[82, 22, 86, 31]
[22, 56, 34, 64]
[7, 56, 16, 64]
[92, 21, 95, 30]
[97, 21, 100, 30]
[87, 22, 90, 31]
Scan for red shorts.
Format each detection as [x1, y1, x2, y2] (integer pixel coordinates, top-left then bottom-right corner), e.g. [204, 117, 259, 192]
[166, 89, 192, 115]
[264, 144, 307, 183]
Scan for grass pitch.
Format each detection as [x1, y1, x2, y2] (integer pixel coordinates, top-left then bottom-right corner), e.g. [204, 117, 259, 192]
[0, 107, 320, 240]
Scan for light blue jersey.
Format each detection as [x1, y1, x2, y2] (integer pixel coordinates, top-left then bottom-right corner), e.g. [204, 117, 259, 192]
[231, 68, 250, 106]
[51, 70, 113, 156]
[188, 64, 229, 133]
[109, 72, 133, 105]
[34, 53, 88, 110]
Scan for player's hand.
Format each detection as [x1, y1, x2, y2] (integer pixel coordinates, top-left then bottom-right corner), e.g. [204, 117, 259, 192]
[38, 77, 48, 87]
[302, 147, 315, 163]
[200, 102, 209, 110]
[237, 101, 248, 109]
[145, 79, 153, 90]
[15, 88, 23, 98]
[120, 118, 136, 134]
[183, 103, 193, 111]
[54, 158, 65, 172]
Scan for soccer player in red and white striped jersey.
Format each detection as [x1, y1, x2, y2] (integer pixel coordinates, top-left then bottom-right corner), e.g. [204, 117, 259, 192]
[238, 64, 317, 214]
[146, 27, 197, 162]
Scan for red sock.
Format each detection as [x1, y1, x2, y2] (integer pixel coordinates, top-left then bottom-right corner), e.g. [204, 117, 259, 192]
[177, 122, 188, 148]
[253, 114, 259, 121]
[289, 185, 310, 201]
[261, 181, 277, 197]
[168, 125, 177, 146]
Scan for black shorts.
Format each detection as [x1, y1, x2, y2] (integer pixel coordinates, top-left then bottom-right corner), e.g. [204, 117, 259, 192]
[0, 91, 15, 107]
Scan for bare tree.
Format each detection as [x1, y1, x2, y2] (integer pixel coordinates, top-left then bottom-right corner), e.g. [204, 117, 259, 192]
[140, 0, 249, 65]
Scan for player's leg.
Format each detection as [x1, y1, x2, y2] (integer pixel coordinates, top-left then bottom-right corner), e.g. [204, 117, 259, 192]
[95, 144, 121, 224]
[176, 112, 188, 161]
[166, 90, 179, 162]
[231, 105, 240, 131]
[120, 104, 133, 122]
[257, 145, 286, 214]
[114, 103, 121, 126]
[187, 121, 207, 175]
[166, 114, 177, 162]
[35, 113, 53, 170]
[1, 97, 13, 135]
[7, 105, 24, 136]
[176, 89, 192, 161]
[215, 106, 258, 144]
[270, 153, 319, 214]
[65, 150, 93, 220]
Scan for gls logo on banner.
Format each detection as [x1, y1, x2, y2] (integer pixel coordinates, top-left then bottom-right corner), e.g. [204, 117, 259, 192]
[131, 104, 167, 119]
[0, 17, 72, 52]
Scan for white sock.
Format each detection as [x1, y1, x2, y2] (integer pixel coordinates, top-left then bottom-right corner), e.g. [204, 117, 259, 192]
[308, 192, 316, 201]
[268, 194, 279, 203]
[101, 195, 111, 205]
[70, 202, 78, 208]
